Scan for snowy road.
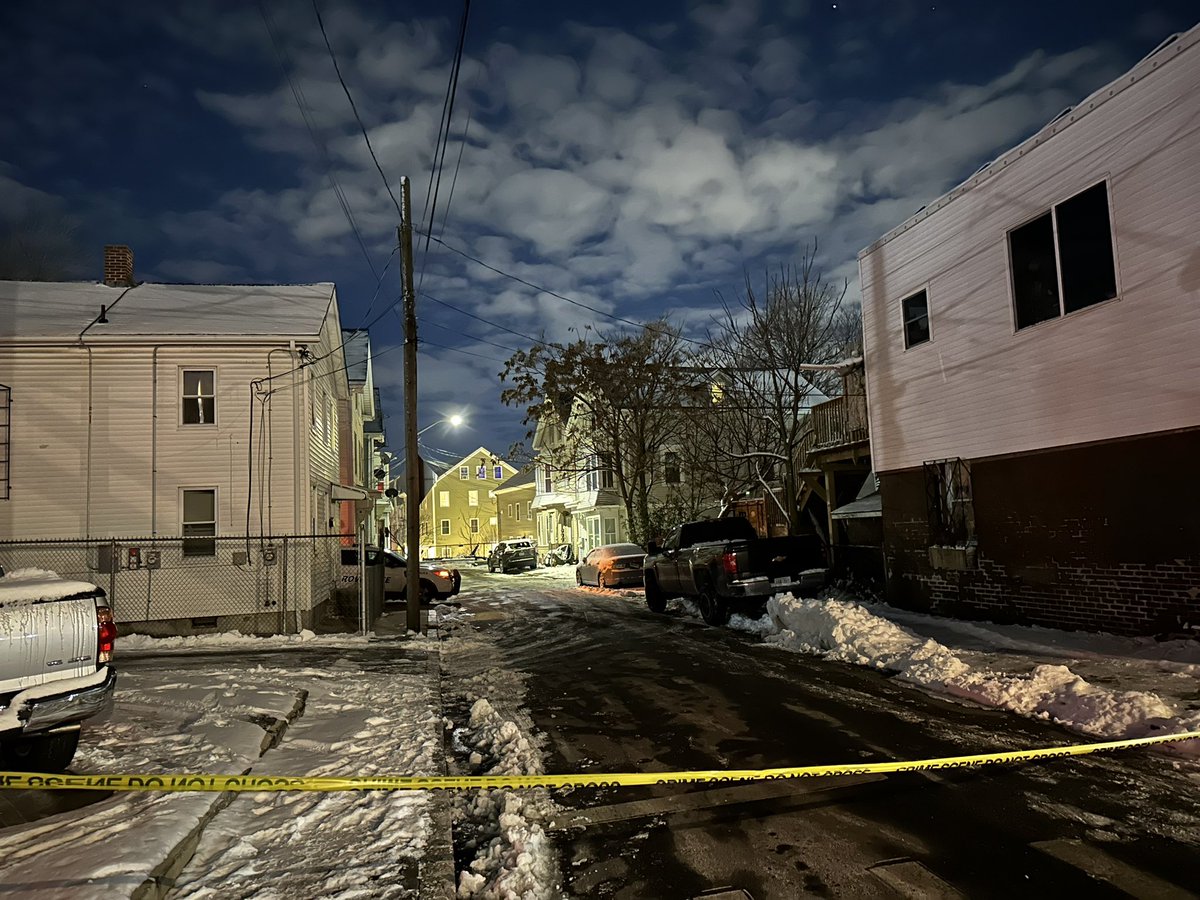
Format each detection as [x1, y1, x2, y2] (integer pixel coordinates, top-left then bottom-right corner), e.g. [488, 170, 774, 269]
[443, 568, 1200, 899]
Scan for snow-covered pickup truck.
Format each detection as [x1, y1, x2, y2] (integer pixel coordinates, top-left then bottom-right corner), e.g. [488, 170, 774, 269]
[0, 568, 117, 772]
[644, 518, 828, 626]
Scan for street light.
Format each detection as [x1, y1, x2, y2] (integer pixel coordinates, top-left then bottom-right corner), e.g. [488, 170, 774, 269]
[417, 413, 464, 437]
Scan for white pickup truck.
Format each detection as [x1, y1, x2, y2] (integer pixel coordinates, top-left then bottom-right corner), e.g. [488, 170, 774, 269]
[0, 568, 117, 772]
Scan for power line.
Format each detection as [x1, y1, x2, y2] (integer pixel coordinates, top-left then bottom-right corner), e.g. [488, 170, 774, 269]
[418, 230, 716, 351]
[311, 0, 403, 220]
[258, 0, 380, 281]
[423, 319, 521, 355]
[418, 337, 509, 365]
[421, 291, 543, 345]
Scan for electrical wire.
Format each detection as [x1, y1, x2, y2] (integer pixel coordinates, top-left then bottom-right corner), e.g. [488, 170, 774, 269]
[421, 291, 544, 345]
[310, 0, 402, 220]
[418, 337, 509, 365]
[258, 0, 381, 282]
[423, 319, 521, 355]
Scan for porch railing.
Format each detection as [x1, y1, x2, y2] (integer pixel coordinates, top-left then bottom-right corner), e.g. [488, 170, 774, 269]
[811, 393, 869, 449]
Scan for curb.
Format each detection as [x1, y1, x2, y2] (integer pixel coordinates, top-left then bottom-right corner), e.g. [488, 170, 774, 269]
[131, 689, 309, 900]
[419, 611, 458, 899]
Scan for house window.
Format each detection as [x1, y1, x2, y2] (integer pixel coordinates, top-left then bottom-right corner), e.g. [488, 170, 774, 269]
[182, 489, 216, 557]
[469, 517, 479, 534]
[468, 490, 479, 507]
[923, 458, 973, 545]
[494, 465, 504, 480]
[901, 290, 930, 348]
[459, 466, 469, 480]
[603, 517, 617, 546]
[600, 468, 614, 489]
[440, 519, 450, 536]
[439, 490, 450, 508]
[525, 501, 531, 520]
[540, 465, 553, 493]
[664, 451, 681, 485]
[489, 516, 497, 526]
[585, 454, 599, 491]
[507, 503, 514, 519]
[477, 464, 488, 479]
[181, 370, 215, 425]
[1010, 181, 1117, 330]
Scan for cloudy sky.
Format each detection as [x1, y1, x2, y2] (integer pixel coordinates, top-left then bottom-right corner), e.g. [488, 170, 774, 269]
[2, 0, 1196, 462]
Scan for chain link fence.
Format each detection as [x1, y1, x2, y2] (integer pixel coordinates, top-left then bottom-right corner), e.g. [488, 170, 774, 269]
[0, 533, 354, 636]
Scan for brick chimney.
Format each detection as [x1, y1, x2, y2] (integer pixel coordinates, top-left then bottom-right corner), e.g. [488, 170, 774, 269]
[103, 245, 134, 287]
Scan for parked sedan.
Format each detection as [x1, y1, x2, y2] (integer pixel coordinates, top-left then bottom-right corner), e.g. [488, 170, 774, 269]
[576, 543, 646, 589]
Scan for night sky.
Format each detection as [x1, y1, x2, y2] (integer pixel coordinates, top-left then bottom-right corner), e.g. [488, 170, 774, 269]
[2, 0, 1196, 463]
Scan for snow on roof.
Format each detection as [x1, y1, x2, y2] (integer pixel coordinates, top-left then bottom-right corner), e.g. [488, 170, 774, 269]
[0, 280, 336, 340]
[342, 329, 370, 384]
[495, 467, 537, 492]
[0, 568, 102, 605]
[859, 23, 1200, 258]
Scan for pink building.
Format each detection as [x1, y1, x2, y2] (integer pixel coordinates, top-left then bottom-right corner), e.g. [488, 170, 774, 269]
[857, 25, 1200, 635]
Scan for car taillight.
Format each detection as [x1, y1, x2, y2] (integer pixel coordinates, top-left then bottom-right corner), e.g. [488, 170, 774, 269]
[722, 551, 738, 577]
[433, 569, 451, 579]
[97, 605, 117, 663]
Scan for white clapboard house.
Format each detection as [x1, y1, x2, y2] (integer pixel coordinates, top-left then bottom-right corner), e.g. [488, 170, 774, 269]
[0, 245, 364, 634]
[857, 25, 1200, 635]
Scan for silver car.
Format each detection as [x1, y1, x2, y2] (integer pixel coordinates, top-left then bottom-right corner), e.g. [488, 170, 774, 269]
[576, 543, 645, 589]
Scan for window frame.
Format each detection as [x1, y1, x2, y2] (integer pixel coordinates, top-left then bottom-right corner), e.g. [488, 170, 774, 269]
[439, 490, 450, 508]
[440, 518, 451, 536]
[1006, 177, 1121, 334]
[494, 465, 504, 480]
[468, 489, 479, 508]
[180, 368, 217, 427]
[180, 486, 218, 557]
[459, 466, 470, 480]
[899, 287, 932, 350]
[663, 450, 681, 485]
[469, 517, 479, 534]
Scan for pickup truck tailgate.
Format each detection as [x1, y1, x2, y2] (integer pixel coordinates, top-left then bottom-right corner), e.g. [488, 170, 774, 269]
[745, 535, 825, 579]
[0, 574, 99, 695]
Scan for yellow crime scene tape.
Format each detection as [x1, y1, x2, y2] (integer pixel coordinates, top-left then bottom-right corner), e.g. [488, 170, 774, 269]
[2, 730, 1196, 793]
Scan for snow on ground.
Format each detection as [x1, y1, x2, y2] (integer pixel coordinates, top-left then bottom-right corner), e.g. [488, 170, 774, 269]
[0, 669, 306, 899]
[0, 642, 443, 900]
[172, 648, 442, 899]
[118, 628, 378, 652]
[438, 607, 561, 899]
[739, 592, 1200, 757]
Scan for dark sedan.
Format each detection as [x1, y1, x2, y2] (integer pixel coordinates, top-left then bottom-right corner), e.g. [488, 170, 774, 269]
[576, 543, 645, 589]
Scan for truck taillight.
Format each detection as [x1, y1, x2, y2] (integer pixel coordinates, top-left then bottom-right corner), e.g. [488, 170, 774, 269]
[97, 606, 117, 663]
[722, 551, 738, 576]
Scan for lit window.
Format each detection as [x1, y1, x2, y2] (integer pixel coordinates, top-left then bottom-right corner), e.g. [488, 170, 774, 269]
[468, 490, 479, 507]
[1010, 181, 1117, 330]
[182, 489, 216, 556]
[182, 370, 215, 425]
[439, 490, 450, 508]
[901, 290, 930, 348]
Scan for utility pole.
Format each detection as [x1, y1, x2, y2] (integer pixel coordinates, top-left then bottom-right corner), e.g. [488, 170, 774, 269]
[399, 176, 421, 634]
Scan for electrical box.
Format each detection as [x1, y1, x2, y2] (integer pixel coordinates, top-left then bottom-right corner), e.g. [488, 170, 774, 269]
[261, 545, 277, 566]
[232, 550, 249, 566]
[145, 550, 161, 570]
[127, 547, 142, 570]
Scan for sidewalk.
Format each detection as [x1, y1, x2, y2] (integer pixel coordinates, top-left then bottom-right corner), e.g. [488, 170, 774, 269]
[0, 611, 453, 899]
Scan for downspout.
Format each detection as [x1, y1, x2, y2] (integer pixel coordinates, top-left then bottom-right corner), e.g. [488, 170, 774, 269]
[265, 348, 292, 533]
[151, 346, 160, 535]
[290, 340, 303, 535]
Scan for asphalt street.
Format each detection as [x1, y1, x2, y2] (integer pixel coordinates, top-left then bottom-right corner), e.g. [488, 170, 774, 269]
[445, 568, 1200, 899]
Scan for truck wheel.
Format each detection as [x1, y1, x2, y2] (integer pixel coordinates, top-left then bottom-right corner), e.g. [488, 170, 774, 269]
[698, 587, 729, 627]
[1, 728, 81, 773]
[644, 573, 666, 614]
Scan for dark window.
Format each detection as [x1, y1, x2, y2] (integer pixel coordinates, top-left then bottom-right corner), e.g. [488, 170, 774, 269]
[1057, 182, 1117, 313]
[182, 489, 216, 556]
[901, 290, 930, 348]
[182, 370, 215, 425]
[1009, 213, 1060, 329]
[664, 451, 680, 485]
[600, 468, 614, 489]
[1010, 182, 1117, 329]
[924, 459, 973, 545]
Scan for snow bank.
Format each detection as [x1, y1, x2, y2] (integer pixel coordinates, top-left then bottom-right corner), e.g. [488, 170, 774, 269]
[760, 594, 1200, 755]
[0, 567, 103, 604]
[454, 698, 557, 899]
[118, 628, 371, 651]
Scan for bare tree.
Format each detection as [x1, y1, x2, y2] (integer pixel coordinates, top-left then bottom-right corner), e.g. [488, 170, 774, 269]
[693, 244, 850, 536]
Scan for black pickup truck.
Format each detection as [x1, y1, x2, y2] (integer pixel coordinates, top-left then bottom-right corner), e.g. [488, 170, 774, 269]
[643, 518, 828, 625]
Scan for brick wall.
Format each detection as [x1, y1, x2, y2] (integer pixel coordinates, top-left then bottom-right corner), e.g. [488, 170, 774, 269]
[881, 429, 1200, 635]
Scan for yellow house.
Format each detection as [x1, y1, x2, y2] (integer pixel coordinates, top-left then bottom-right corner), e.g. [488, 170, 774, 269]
[494, 469, 537, 546]
[418, 447, 517, 558]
